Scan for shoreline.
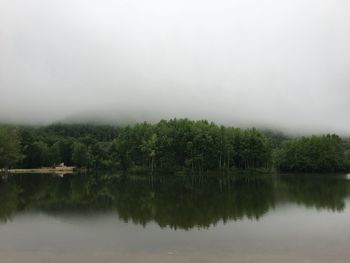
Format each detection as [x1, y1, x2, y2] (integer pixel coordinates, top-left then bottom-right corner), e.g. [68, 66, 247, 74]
[8, 167, 76, 174]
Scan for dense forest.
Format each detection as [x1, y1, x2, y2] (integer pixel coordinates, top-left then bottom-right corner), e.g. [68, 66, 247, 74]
[0, 119, 350, 173]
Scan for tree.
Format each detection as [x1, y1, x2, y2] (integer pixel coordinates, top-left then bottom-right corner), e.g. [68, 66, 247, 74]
[49, 142, 62, 165]
[33, 141, 50, 167]
[343, 149, 350, 170]
[0, 127, 23, 171]
[71, 142, 91, 168]
[141, 133, 157, 172]
[274, 134, 348, 173]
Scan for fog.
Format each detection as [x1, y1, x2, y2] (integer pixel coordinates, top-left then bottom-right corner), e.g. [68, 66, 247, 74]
[1, 0, 350, 134]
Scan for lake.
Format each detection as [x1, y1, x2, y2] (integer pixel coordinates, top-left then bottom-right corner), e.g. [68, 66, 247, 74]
[1, 173, 350, 263]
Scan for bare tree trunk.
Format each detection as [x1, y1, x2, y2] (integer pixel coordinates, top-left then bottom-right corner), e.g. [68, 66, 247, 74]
[227, 152, 230, 171]
[151, 157, 154, 174]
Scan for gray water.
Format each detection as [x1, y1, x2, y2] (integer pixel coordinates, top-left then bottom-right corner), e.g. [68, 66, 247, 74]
[0, 173, 350, 263]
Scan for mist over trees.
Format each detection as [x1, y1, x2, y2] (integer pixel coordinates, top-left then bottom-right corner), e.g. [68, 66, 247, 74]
[2, 0, 350, 136]
[0, 120, 350, 173]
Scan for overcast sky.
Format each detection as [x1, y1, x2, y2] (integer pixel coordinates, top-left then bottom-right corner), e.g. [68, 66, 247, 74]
[1, 0, 350, 134]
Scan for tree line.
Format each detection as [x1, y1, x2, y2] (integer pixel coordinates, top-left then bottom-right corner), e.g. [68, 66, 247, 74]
[0, 119, 350, 173]
[274, 134, 350, 173]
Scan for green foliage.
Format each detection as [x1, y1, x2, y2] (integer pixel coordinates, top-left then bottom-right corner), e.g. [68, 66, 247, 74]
[345, 150, 350, 168]
[43, 123, 118, 141]
[113, 119, 271, 172]
[71, 142, 92, 168]
[17, 124, 118, 169]
[274, 134, 349, 173]
[4, 121, 350, 173]
[0, 127, 23, 169]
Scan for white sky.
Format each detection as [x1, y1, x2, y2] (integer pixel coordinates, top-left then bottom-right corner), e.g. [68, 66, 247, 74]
[1, 0, 350, 134]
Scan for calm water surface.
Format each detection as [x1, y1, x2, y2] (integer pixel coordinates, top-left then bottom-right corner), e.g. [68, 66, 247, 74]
[0, 173, 350, 263]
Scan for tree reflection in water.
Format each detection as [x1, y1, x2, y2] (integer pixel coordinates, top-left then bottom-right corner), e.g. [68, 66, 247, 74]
[0, 173, 349, 229]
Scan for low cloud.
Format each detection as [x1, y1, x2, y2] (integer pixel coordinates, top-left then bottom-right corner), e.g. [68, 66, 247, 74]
[1, 0, 350, 134]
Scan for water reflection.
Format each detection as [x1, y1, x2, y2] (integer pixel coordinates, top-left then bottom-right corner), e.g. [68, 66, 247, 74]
[0, 173, 349, 229]
[279, 175, 349, 211]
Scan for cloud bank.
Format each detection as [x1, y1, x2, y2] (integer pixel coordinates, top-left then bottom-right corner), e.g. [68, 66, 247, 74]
[1, 0, 350, 134]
